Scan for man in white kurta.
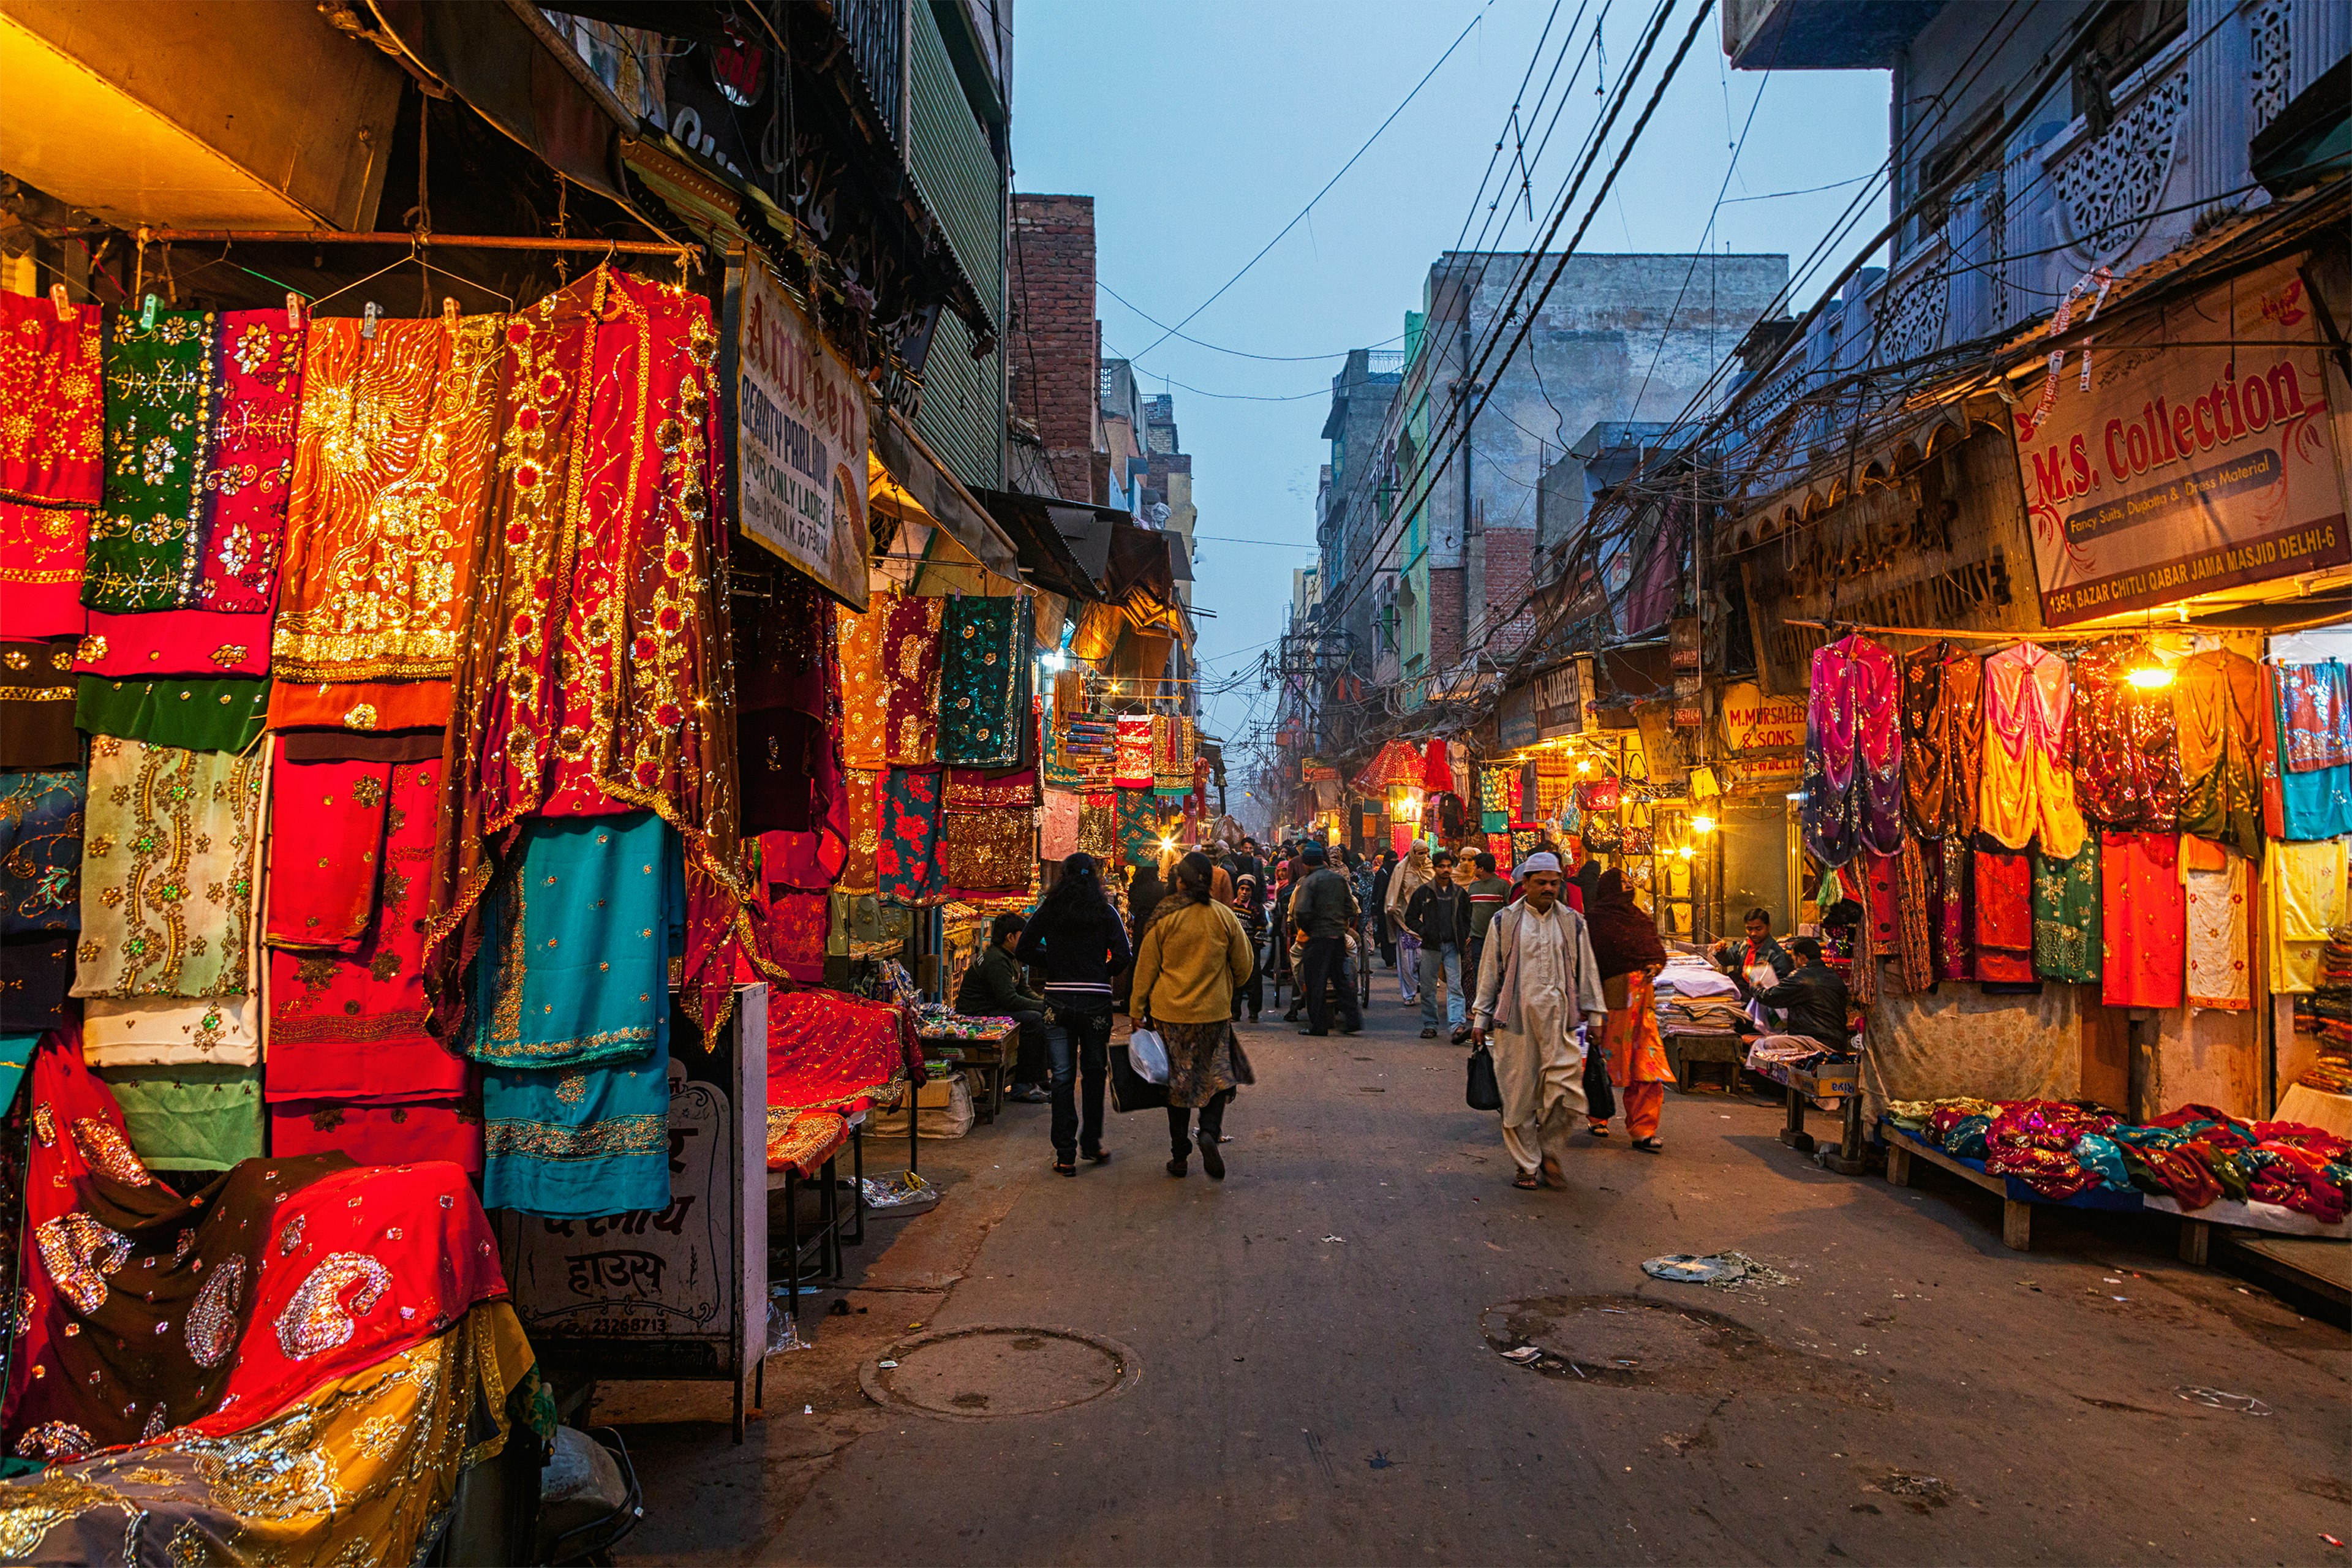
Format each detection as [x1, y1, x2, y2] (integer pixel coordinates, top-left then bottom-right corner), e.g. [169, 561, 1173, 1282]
[1471, 854, 1608, 1189]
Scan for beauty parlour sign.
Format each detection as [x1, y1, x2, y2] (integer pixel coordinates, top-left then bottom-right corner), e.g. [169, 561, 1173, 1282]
[2013, 258, 2349, 625]
[726, 249, 873, 610]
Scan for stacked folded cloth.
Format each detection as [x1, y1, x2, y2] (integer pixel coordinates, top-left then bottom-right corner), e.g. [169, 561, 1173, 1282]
[1883, 1096, 2352, 1219]
[1662, 996, 1756, 1038]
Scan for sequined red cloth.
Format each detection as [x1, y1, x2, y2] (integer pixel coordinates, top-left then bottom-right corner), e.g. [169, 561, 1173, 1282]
[766, 987, 917, 1117]
[1, 1033, 505, 1463]
[0, 292, 102, 507]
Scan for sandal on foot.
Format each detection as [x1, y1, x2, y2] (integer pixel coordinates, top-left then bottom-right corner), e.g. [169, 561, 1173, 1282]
[1512, 1170, 1542, 1190]
[1632, 1137, 1664, 1154]
[1587, 1123, 1611, 1138]
[1054, 1159, 1077, 1177]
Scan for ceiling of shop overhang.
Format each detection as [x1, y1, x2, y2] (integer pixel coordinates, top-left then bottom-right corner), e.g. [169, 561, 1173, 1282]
[0, 1, 404, 230]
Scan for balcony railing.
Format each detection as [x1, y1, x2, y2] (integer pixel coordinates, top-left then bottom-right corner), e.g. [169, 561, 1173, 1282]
[832, 0, 906, 151]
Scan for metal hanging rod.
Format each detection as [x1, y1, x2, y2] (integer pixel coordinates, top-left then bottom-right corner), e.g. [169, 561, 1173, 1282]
[84, 228, 699, 257]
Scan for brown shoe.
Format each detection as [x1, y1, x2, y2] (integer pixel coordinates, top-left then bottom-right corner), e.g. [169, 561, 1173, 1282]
[1540, 1156, 1570, 1189]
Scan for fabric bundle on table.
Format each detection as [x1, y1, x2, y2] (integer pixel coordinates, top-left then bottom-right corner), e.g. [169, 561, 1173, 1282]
[0, 1036, 540, 1568]
[1802, 634, 1902, 866]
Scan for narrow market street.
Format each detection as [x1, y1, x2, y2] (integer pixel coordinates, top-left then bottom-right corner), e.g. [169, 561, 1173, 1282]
[611, 986, 2351, 1566]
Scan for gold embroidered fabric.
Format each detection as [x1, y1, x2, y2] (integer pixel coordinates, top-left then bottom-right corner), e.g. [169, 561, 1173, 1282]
[81, 994, 262, 1067]
[70, 738, 266, 999]
[272, 316, 504, 685]
[0, 1302, 535, 1568]
[837, 600, 888, 771]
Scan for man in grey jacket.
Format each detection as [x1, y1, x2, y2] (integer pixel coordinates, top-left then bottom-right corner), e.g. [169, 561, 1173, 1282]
[1291, 845, 1362, 1036]
[1469, 853, 1607, 1190]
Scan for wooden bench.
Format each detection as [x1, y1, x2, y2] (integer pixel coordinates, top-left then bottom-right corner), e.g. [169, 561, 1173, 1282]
[1884, 1132, 2035, 1250]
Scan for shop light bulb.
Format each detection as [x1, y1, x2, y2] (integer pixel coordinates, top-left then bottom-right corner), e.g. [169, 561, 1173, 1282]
[1676, 845, 1696, 860]
[2125, 665, 2174, 690]
[1159, 837, 1175, 851]
[1691, 815, 1716, 835]
[1575, 760, 1592, 774]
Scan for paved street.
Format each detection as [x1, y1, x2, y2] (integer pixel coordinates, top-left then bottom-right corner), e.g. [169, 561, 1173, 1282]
[611, 979, 2350, 1566]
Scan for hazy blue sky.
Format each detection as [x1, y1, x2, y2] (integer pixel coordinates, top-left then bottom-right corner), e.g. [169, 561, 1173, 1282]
[1008, 0, 1891, 781]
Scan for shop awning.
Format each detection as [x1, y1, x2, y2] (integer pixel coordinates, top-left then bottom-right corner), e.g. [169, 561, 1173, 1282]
[969, 488, 1114, 601]
[871, 410, 1023, 581]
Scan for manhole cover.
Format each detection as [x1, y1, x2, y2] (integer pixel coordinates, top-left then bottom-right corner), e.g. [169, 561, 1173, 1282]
[860, 1325, 1140, 1420]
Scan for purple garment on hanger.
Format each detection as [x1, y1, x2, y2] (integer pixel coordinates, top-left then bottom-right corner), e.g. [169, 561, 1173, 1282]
[1803, 634, 1902, 865]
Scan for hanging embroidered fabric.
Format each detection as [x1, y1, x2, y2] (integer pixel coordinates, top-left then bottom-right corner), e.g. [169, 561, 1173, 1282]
[1116, 788, 1161, 868]
[0, 501, 89, 639]
[1802, 634, 1902, 866]
[1971, 848, 2036, 984]
[883, 594, 943, 766]
[270, 314, 504, 735]
[767, 986, 916, 1123]
[1041, 789, 1083, 862]
[72, 673, 269, 751]
[739, 571, 842, 834]
[2260, 659, 2352, 841]
[1077, 791, 1116, 858]
[0, 637, 81, 767]
[82, 307, 214, 612]
[2173, 648, 2264, 860]
[2265, 838, 2348, 993]
[2068, 638, 2180, 828]
[836, 599, 889, 771]
[475, 812, 679, 1218]
[1978, 641, 2087, 858]
[1899, 643, 1982, 839]
[2029, 837, 2100, 984]
[265, 752, 476, 1172]
[943, 809, 1034, 897]
[2100, 831, 2185, 1008]
[1890, 833, 1937, 992]
[70, 737, 265, 1000]
[79, 308, 304, 680]
[940, 594, 1031, 767]
[1114, 715, 1153, 789]
[2182, 842, 2252, 1011]
[0, 288, 103, 507]
[0, 768, 81, 1033]
[876, 767, 946, 905]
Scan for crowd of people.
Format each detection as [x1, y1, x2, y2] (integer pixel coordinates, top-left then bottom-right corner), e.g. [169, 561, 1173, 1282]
[954, 830, 1855, 1189]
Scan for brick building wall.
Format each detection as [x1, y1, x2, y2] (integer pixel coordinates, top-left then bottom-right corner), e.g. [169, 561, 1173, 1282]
[1010, 194, 1098, 502]
[1480, 527, 1538, 656]
[1427, 567, 1466, 670]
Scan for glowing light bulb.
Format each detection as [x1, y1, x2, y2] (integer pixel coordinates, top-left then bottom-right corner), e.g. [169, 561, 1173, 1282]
[1676, 845, 1696, 859]
[2125, 665, 2174, 690]
[1690, 815, 1716, 835]
[1575, 760, 1592, 774]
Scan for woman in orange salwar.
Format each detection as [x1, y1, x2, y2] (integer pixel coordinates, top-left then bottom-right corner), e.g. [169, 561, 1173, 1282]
[1582, 869, 1673, 1152]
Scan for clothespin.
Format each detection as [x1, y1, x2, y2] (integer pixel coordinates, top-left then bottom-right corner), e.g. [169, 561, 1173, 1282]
[285, 293, 303, 331]
[361, 301, 379, 341]
[48, 284, 69, 321]
[442, 296, 459, 330]
[140, 293, 157, 330]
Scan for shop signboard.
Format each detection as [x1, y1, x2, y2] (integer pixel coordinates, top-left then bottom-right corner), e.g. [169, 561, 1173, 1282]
[2015, 257, 2350, 625]
[499, 986, 769, 1441]
[1302, 758, 1338, 783]
[1532, 657, 1589, 740]
[725, 251, 873, 611]
[1719, 681, 1806, 753]
[1497, 682, 1539, 751]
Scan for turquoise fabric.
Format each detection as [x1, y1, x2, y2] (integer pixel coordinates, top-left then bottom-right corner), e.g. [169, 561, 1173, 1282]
[2274, 662, 2352, 840]
[0, 1033, 39, 1113]
[476, 812, 682, 1218]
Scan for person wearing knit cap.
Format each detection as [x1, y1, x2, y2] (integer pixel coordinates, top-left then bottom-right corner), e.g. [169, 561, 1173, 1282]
[1471, 852, 1608, 1190]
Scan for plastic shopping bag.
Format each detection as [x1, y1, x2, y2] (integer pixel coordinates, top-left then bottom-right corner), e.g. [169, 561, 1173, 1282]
[1126, 1027, 1170, 1085]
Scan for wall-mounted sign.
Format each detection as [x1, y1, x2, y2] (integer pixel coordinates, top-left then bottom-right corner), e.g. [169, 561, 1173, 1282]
[2015, 257, 2349, 625]
[726, 251, 872, 611]
[1669, 616, 1702, 671]
[1302, 758, 1339, 783]
[1719, 681, 1806, 753]
[1497, 683, 1538, 751]
[1532, 657, 1589, 740]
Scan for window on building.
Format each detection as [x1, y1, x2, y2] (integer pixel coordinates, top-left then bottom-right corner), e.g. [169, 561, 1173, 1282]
[2072, 0, 2188, 129]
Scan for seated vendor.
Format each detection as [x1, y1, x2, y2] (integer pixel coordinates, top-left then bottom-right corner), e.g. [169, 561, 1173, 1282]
[1733, 935, 1853, 1063]
[1712, 906, 1795, 987]
[957, 912, 1052, 1104]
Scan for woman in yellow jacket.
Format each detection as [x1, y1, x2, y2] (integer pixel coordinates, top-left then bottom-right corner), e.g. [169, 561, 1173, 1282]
[1132, 851, 1257, 1180]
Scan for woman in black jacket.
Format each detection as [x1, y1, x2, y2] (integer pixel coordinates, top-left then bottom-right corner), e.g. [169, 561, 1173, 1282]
[1016, 853, 1134, 1176]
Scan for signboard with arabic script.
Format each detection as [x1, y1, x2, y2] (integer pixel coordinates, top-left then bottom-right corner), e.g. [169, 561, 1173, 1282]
[725, 251, 873, 611]
[2013, 257, 2350, 625]
[499, 986, 767, 1436]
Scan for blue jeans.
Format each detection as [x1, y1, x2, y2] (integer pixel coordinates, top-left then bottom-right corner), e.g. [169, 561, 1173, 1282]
[1047, 1000, 1111, 1159]
[1419, 941, 1464, 1028]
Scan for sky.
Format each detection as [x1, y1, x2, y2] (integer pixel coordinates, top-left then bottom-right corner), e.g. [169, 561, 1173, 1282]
[1007, 0, 1892, 788]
